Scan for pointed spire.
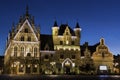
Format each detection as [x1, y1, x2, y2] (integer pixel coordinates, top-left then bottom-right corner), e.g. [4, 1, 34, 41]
[75, 22, 80, 28]
[53, 20, 58, 27]
[25, 5, 29, 18]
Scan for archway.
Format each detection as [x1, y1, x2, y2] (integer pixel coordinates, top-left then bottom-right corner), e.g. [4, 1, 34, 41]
[62, 58, 73, 74]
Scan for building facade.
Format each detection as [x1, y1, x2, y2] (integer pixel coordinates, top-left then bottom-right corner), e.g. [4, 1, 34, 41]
[92, 38, 113, 74]
[4, 8, 40, 74]
[4, 7, 113, 75]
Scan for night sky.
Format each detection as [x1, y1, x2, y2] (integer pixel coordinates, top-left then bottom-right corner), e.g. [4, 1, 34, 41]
[0, 0, 120, 55]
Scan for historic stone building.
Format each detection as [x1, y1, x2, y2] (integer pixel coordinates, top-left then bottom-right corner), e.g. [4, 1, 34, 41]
[40, 21, 81, 74]
[4, 7, 114, 75]
[4, 7, 40, 74]
[92, 38, 113, 74]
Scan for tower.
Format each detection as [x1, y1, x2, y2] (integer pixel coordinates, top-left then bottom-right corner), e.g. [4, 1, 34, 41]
[74, 22, 81, 44]
[52, 20, 59, 36]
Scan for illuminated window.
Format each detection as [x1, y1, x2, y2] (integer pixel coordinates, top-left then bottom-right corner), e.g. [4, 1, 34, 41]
[14, 46, 17, 57]
[19, 64, 24, 72]
[33, 65, 37, 73]
[21, 47, 24, 56]
[34, 47, 37, 57]
[20, 36, 24, 41]
[66, 40, 69, 44]
[28, 64, 30, 68]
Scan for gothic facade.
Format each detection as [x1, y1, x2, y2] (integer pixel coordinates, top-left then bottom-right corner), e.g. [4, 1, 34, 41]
[4, 7, 113, 75]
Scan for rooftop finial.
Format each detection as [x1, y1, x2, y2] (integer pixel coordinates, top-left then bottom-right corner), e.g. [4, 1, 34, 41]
[75, 22, 80, 28]
[53, 20, 58, 26]
[26, 5, 29, 18]
[100, 38, 105, 45]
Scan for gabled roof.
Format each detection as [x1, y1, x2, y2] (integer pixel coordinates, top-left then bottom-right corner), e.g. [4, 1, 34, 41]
[58, 24, 75, 36]
[80, 42, 100, 56]
[40, 34, 54, 50]
[14, 19, 38, 41]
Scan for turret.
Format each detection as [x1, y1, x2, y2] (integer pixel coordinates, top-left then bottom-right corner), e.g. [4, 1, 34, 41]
[74, 22, 81, 38]
[52, 20, 59, 36]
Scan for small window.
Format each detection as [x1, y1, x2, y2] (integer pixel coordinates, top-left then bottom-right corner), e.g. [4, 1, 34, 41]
[27, 53, 31, 57]
[66, 32, 68, 35]
[45, 55, 49, 59]
[60, 41, 63, 45]
[71, 41, 74, 45]
[27, 36, 31, 41]
[51, 54, 53, 57]
[25, 28, 28, 33]
[60, 54, 64, 59]
[21, 36, 24, 41]
[72, 55, 75, 59]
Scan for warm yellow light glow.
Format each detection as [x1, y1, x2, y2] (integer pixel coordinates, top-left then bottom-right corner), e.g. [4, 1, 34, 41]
[72, 63, 75, 67]
[65, 61, 70, 66]
[66, 40, 69, 44]
[11, 64, 13, 67]
[28, 64, 30, 67]
[35, 65, 37, 68]
[14, 64, 16, 67]
[21, 64, 23, 67]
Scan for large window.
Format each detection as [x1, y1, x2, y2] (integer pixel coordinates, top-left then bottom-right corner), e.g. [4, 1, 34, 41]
[14, 46, 17, 57]
[34, 47, 37, 57]
[21, 47, 24, 56]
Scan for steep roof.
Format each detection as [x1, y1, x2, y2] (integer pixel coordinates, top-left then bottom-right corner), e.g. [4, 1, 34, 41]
[58, 24, 75, 36]
[81, 42, 100, 56]
[40, 34, 54, 51]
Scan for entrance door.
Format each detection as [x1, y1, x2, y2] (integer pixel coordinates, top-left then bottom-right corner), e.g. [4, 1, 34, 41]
[65, 66, 70, 74]
[26, 65, 31, 74]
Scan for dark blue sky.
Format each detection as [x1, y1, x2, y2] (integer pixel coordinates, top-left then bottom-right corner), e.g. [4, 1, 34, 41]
[0, 0, 120, 55]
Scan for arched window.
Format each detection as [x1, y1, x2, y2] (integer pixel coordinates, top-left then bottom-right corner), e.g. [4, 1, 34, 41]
[14, 46, 17, 57]
[21, 47, 24, 56]
[34, 47, 37, 57]
[27, 36, 31, 41]
[20, 36, 24, 41]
